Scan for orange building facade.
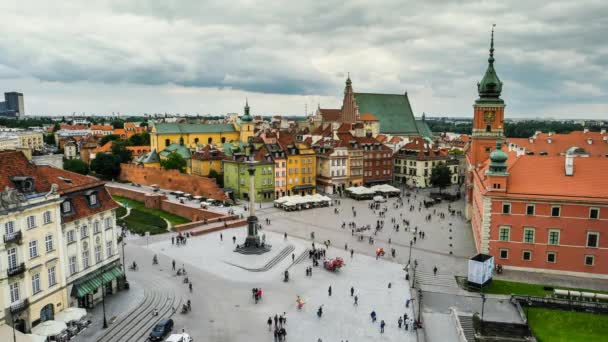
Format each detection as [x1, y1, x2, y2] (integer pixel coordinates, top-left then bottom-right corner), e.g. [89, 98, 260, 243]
[466, 30, 608, 279]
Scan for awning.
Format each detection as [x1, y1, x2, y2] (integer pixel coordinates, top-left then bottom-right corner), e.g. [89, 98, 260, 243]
[71, 266, 124, 298]
[292, 185, 315, 191]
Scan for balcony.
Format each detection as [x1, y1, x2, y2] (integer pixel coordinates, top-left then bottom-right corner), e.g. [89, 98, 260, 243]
[9, 299, 29, 314]
[7, 263, 26, 277]
[4, 230, 23, 245]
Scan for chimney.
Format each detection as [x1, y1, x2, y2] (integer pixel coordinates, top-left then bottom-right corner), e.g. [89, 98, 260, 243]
[565, 155, 574, 176]
[587, 138, 593, 145]
[584, 128, 589, 133]
[529, 138, 534, 143]
[601, 129, 606, 135]
[547, 138, 552, 144]
[548, 132, 553, 136]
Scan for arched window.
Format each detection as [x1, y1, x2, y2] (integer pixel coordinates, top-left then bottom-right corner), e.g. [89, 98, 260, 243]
[486, 125, 491, 132]
[194, 138, 199, 144]
[221, 137, 226, 144]
[208, 137, 213, 144]
[165, 139, 170, 146]
[179, 137, 184, 145]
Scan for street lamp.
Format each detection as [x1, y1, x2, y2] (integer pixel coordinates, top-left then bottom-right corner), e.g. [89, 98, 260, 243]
[121, 226, 127, 280]
[411, 260, 418, 289]
[407, 240, 413, 266]
[417, 288, 423, 323]
[102, 277, 108, 329]
[480, 293, 487, 326]
[12, 312, 19, 342]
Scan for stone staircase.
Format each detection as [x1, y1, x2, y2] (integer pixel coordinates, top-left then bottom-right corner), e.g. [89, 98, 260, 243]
[412, 267, 457, 288]
[285, 248, 310, 271]
[225, 244, 295, 272]
[458, 315, 476, 342]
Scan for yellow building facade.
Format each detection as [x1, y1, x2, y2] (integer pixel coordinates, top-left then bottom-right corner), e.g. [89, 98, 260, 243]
[150, 123, 241, 152]
[0, 190, 69, 331]
[285, 143, 316, 196]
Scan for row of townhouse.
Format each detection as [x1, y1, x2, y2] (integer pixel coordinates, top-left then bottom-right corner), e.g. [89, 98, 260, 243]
[0, 151, 123, 334]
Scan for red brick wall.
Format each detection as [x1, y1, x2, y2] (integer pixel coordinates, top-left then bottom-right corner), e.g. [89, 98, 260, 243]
[106, 185, 148, 202]
[119, 164, 228, 201]
[106, 184, 228, 222]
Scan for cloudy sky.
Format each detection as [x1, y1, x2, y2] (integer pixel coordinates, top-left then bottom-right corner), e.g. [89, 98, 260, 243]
[0, 0, 606, 118]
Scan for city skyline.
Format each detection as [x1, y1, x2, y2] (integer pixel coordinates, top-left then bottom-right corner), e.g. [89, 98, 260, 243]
[0, 1, 606, 118]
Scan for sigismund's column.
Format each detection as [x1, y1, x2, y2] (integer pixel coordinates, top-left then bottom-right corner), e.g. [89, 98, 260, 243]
[235, 161, 271, 254]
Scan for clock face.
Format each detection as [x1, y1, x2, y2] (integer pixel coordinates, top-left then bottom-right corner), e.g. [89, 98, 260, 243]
[484, 111, 495, 122]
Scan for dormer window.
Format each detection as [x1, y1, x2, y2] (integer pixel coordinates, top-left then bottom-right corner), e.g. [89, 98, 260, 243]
[62, 200, 72, 214]
[89, 194, 97, 206]
[85, 190, 99, 207]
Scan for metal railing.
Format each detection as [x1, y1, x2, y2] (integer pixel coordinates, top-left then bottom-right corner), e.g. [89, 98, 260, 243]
[9, 299, 29, 314]
[3, 230, 22, 244]
[7, 263, 26, 277]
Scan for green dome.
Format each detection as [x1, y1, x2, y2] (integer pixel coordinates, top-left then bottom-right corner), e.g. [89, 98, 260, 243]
[490, 142, 507, 163]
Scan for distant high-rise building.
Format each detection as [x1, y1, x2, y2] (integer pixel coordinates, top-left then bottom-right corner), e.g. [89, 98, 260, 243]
[0, 91, 24, 119]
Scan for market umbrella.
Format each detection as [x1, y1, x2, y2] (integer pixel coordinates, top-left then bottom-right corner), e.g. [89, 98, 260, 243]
[26, 335, 47, 342]
[55, 307, 87, 323]
[31, 320, 67, 337]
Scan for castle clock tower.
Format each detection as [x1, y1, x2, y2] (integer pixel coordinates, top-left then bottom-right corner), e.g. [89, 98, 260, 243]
[470, 26, 505, 168]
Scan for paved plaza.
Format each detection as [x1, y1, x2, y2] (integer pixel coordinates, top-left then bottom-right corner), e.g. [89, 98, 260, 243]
[84, 186, 569, 341]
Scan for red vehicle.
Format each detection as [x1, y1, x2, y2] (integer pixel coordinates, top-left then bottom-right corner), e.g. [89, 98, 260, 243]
[323, 257, 345, 271]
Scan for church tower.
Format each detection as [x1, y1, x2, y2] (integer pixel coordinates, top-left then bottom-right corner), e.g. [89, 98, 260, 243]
[239, 99, 255, 143]
[340, 74, 358, 123]
[470, 26, 505, 168]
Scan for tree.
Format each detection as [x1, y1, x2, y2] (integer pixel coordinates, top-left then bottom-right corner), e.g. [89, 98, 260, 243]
[63, 159, 89, 175]
[111, 119, 125, 129]
[111, 140, 133, 163]
[100, 134, 121, 146]
[127, 131, 150, 146]
[430, 163, 452, 193]
[160, 152, 187, 173]
[208, 169, 223, 187]
[90, 153, 121, 179]
[44, 134, 56, 146]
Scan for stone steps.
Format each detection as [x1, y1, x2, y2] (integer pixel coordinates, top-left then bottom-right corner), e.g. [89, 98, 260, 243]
[284, 248, 310, 272]
[458, 315, 476, 342]
[226, 245, 295, 272]
[413, 268, 456, 288]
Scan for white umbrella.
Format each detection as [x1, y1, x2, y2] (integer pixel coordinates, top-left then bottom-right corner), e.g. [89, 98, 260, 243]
[31, 320, 67, 337]
[26, 335, 47, 342]
[55, 307, 87, 323]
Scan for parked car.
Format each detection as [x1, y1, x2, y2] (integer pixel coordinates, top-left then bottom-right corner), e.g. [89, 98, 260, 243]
[149, 319, 174, 341]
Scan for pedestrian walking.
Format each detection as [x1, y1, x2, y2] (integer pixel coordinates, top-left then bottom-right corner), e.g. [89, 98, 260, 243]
[350, 286, 354, 297]
[274, 314, 278, 328]
[370, 310, 377, 322]
[292, 253, 295, 262]
[233, 236, 236, 244]
[433, 265, 438, 275]
[220, 233, 223, 241]
[328, 285, 332, 296]
[189, 282, 193, 293]
[171, 236, 175, 245]
[284, 232, 287, 240]
[380, 320, 386, 333]
[354, 295, 358, 306]
[267, 317, 272, 331]
[172, 260, 176, 271]
[398, 316, 403, 328]
[350, 249, 354, 258]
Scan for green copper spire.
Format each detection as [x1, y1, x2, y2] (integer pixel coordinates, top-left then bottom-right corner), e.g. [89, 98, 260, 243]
[488, 140, 508, 174]
[241, 98, 252, 122]
[477, 25, 503, 104]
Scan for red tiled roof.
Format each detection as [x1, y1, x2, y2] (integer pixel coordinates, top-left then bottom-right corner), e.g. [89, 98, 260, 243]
[477, 154, 608, 202]
[376, 135, 387, 143]
[92, 141, 113, 153]
[90, 125, 113, 131]
[359, 112, 378, 121]
[113, 128, 126, 136]
[60, 124, 88, 130]
[508, 131, 608, 157]
[319, 108, 342, 122]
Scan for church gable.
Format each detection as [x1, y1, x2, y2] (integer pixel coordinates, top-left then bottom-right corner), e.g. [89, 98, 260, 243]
[353, 93, 419, 135]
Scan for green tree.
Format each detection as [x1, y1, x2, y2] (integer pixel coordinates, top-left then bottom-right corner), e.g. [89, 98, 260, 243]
[208, 169, 224, 187]
[111, 119, 125, 129]
[160, 152, 187, 173]
[126, 131, 150, 146]
[100, 134, 121, 146]
[63, 159, 89, 175]
[111, 140, 133, 163]
[430, 162, 452, 193]
[44, 134, 56, 145]
[90, 153, 121, 179]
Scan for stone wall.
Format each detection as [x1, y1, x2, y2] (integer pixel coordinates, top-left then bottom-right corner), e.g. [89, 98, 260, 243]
[106, 184, 230, 222]
[119, 163, 228, 201]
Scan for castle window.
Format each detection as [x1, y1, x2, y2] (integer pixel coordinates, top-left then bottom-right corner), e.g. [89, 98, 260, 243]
[486, 125, 491, 132]
[546, 252, 556, 263]
[208, 137, 213, 144]
[165, 139, 170, 146]
[221, 137, 226, 144]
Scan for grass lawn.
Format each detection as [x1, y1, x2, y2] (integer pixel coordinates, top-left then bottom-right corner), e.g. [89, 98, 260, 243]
[477, 279, 608, 297]
[119, 208, 168, 235]
[112, 196, 190, 225]
[115, 206, 128, 218]
[528, 307, 608, 342]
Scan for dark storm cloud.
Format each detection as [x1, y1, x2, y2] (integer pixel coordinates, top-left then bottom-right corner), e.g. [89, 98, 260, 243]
[0, 0, 605, 117]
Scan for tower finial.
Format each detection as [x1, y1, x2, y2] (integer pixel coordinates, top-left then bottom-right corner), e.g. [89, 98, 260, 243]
[489, 24, 496, 65]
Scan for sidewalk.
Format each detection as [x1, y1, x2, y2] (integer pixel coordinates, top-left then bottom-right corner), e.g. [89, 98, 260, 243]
[496, 269, 608, 292]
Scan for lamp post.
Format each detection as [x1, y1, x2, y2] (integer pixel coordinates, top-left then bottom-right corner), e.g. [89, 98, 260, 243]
[418, 288, 423, 323]
[11, 312, 18, 342]
[411, 260, 417, 289]
[407, 240, 413, 266]
[480, 293, 487, 330]
[102, 278, 108, 329]
[121, 226, 126, 280]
